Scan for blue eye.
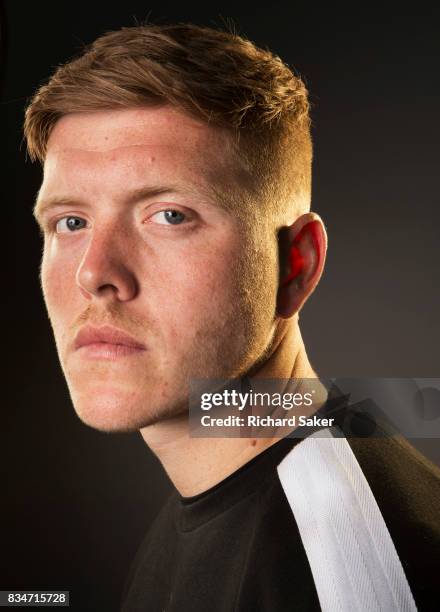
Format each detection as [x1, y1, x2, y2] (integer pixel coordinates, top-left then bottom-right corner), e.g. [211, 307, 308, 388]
[56, 216, 87, 233]
[152, 210, 186, 225]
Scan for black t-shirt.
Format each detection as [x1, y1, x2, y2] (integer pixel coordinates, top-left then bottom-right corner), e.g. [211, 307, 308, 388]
[121, 425, 440, 611]
[121, 434, 321, 611]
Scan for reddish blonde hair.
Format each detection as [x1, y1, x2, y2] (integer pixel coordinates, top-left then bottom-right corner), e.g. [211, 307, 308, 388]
[24, 23, 312, 220]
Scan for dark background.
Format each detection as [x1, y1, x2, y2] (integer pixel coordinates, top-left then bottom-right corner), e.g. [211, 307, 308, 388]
[3, 2, 439, 611]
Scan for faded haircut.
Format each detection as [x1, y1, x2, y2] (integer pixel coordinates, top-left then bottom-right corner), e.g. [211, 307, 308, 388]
[24, 23, 312, 223]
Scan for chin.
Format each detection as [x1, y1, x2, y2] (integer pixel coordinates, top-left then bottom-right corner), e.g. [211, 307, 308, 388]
[68, 383, 188, 433]
[68, 386, 153, 433]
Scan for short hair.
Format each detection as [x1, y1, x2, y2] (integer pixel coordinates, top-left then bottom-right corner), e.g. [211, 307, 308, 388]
[24, 23, 312, 222]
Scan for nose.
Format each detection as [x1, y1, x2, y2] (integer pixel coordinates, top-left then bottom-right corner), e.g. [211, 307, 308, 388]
[76, 225, 138, 302]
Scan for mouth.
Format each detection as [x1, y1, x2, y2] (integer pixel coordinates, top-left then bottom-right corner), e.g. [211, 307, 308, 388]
[74, 324, 147, 360]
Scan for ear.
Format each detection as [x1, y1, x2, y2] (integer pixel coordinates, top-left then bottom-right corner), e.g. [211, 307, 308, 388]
[276, 214, 327, 319]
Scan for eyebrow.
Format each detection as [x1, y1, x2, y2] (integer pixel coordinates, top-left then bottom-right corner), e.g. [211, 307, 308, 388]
[33, 181, 230, 224]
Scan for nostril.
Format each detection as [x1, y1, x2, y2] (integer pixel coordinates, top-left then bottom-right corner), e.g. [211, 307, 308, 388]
[98, 283, 120, 296]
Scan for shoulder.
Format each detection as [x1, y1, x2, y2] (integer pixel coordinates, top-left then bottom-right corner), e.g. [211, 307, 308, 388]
[348, 434, 440, 537]
[349, 434, 440, 609]
[276, 428, 439, 611]
[348, 433, 440, 518]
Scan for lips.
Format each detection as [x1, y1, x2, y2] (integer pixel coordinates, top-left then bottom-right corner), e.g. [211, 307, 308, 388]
[74, 324, 146, 359]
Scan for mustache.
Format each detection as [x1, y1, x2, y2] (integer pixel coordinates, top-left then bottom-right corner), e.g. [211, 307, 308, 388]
[68, 303, 149, 337]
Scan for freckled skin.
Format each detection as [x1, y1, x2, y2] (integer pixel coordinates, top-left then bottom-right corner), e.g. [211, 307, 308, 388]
[38, 106, 278, 432]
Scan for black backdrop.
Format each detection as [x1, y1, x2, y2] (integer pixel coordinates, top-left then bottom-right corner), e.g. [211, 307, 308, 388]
[3, 3, 440, 611]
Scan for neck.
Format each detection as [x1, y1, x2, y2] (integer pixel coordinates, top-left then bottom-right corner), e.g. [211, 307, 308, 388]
[140, 319, 327, 496]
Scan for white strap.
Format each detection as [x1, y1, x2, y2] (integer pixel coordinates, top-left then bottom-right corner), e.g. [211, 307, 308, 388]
[277, 428, 417, 612]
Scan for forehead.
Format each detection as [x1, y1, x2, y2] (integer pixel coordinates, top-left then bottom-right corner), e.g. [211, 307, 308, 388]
[42, 106, 243, 199]
[47, 105, 220, 152]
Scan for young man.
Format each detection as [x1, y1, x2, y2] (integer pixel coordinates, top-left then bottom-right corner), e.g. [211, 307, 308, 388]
[25, 23, 439, 611]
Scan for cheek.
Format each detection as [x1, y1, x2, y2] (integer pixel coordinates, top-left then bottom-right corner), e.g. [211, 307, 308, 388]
[179, 244, 234, 295]
[41, 243, 81, 323]
[149, 242, 239, 332]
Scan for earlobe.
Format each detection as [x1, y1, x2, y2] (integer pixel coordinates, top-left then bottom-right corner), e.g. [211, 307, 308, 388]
[277, 218, 326, 319]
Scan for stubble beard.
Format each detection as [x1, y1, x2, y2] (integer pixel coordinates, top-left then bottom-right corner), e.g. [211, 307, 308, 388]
[137, 252, 278, 430]
[136, 228, 279, 431]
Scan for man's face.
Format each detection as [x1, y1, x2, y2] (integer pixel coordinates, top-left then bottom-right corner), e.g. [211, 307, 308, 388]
[36, 106, 278, 432]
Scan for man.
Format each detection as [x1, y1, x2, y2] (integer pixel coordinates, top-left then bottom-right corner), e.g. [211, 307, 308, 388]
[25, 23, 439, 611]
